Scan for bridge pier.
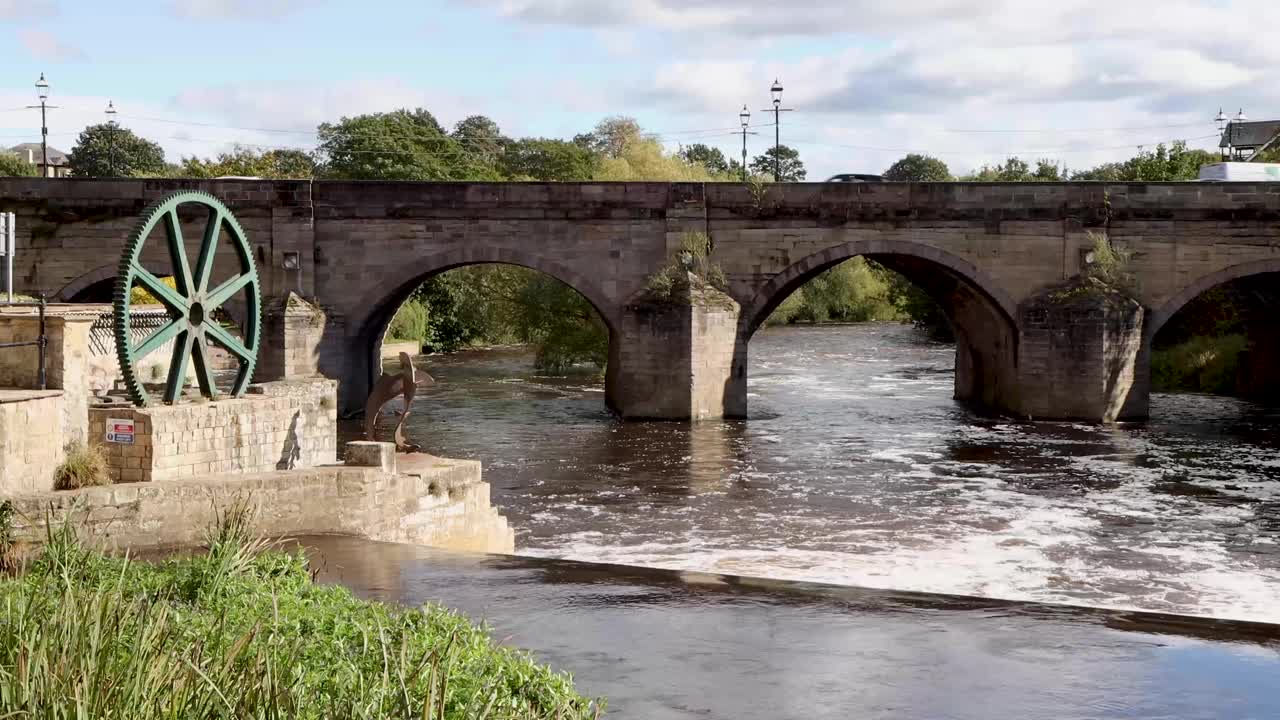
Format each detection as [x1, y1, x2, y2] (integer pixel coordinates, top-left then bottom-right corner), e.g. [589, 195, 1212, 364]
[1013, 283, 1149, 422]
[605, 279, 746, 420]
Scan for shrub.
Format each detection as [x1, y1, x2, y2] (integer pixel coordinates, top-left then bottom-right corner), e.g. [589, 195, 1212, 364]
[1151, 334, 1248, 394]
[52, 442, 110, 490]
[386, 297, 430, 344]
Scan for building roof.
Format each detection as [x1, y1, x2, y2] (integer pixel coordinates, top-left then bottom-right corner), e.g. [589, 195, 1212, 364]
[6, 142, 69, 165]
[1219, 120, 1280, 149]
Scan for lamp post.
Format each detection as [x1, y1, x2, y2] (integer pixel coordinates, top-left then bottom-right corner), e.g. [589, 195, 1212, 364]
[737, 105, 757, 182]
[27, 74, 56, 178]
[1215, 108, 1228, 160]
[105, 100, 118, 177]
[761, 79, 793, 181]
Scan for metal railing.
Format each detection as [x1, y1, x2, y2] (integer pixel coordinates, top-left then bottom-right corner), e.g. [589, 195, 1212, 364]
[0, 295, 47, 390]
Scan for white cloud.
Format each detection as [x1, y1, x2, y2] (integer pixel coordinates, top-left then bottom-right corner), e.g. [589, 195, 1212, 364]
[0, 0, 56, 20]
[17, 28, 85, 61]
[170, 0, 312, 19]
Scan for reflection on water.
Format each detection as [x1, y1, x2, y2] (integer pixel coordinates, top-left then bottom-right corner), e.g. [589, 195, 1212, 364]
[342, 324, 1280, 621]
[298, 535, 1280, 720]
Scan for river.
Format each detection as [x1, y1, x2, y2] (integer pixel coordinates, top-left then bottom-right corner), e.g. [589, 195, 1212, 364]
[344, 323, 1280, 622]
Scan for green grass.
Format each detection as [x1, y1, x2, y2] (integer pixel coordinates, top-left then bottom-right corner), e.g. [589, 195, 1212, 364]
[0, 506, 602, 719]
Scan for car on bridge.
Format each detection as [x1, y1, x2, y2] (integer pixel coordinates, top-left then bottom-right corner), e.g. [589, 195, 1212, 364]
[825, 173, 883, 182]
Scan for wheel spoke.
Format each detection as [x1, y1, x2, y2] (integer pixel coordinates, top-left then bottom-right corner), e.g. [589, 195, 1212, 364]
[131, 318, 185, 361]
[164, 209, 195, 296]
[204, 321, 253, 363]
[206, 273, 254, 311]
[191, 337, 218, 399]
[193, 206, 223, 294]
[163, 330, 194, 404]
[132, 264, 188, 313]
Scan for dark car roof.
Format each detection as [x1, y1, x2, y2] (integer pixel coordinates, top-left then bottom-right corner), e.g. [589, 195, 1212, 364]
[826, 173, 883, 182]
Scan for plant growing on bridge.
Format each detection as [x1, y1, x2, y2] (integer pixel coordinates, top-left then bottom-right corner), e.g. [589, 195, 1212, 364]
[644, 232, 729, 303]
[1050, 232, 1137, 304]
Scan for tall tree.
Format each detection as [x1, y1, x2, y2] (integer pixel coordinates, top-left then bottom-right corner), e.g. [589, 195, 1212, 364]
[749, 145, 806, 181]
[499, 138, 597, 181]
[316, 108, 475, 180]
[451, 115, 507, 168]
[679, 143, 730, 175]
[67, 123, 166, 177]
[883, 154, 951, 181]
[180, 146, 315, 179]
[574, 117, 643, 159]
[0, 151, 36, 177]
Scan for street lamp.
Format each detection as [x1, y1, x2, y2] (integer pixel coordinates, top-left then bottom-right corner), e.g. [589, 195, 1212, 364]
[1215, 108, 1229, 160]
[761, 78, 793, 181]
[27, 74, 56, 178]
[1235, 108, 1248, 122]
[737, 105, 757, 182]
[105, 100, 118, 177]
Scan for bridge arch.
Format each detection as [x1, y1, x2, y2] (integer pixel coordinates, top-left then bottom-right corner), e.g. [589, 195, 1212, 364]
[342, 246, 620, 409]
[1147, 257, 1280, 340]
[739, 238, 1021, 413]
[57, 262, 169, 303]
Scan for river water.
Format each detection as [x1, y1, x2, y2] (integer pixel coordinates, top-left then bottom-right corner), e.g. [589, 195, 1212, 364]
[346, 323, 1280, 623]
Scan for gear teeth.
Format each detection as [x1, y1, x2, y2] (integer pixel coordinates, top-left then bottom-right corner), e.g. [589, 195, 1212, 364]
[112, 190, 262, 407]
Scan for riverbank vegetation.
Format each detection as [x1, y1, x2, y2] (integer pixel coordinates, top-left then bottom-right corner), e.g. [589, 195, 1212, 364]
[0, 508, 601, 719]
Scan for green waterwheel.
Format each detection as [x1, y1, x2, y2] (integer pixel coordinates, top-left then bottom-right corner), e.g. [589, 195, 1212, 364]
[113, 191, 261, 407]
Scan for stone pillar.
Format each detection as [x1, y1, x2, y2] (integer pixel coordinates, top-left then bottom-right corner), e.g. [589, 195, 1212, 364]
[0, 312, 93, 445]
[605, 277, 745, 420]
[1015, 284, 1148, 422]
[256, 293, 332, 381]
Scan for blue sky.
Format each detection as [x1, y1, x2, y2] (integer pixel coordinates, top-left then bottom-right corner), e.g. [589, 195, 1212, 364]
[2, 0, 1274, 178]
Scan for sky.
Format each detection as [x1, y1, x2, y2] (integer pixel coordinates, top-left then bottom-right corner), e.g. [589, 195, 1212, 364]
[0, 0, 1275, 179]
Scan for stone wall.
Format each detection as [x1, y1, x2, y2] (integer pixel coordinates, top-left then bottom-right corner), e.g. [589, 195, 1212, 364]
[0, 390, 64, 494]
[257, 293, 329, 381]
[88, 379, 337, 482]
[6, 452, 514, 555]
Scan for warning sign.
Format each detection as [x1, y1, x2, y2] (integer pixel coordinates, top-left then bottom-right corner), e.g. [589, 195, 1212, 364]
[105, 417, 135, 444]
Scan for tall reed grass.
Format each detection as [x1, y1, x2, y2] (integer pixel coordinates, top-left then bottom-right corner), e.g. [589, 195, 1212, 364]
[0, 507, 602, 719]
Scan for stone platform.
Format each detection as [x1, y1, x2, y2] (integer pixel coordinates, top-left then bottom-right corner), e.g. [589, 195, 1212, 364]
[6, 446, 514, 555]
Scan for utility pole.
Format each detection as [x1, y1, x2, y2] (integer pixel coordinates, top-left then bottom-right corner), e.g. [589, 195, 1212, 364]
[737, 105, 757, 181]
[761, 79, 793, 181]
[27, 74, 56, 177]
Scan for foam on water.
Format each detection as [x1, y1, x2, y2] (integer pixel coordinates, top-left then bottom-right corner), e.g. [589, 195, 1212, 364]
[368, 326, 1280, 624]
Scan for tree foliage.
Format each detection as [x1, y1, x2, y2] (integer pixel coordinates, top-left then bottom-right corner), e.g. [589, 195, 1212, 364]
[964, 157, 1064, 181]
[316, 109, 492, 180]
[180, 146, 315, 179]
[749, 145, 806, 181]
[883, 154, 952, 181]
[679, 143, 731, 175]
[0, 152, 36, 177]
[451, 115, 507, 170]
[573, 117, 643, 159]
[499, 138, 597, 181]
[1070, 142, 1216, 181]
[67, 124, 166, 178]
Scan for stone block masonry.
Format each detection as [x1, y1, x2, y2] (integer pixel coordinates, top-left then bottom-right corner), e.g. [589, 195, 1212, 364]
[88, 379, 337, 483]
[7, 450, 514, 555]
[0, 390, 64, 495]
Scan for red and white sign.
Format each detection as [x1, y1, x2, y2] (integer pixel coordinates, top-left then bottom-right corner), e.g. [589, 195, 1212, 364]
[105, 417, 135, 444]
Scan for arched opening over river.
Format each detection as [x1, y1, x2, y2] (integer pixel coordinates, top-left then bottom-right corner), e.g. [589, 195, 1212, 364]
[739, 240, 1020, 414]
[1147, 258, 1280, 408]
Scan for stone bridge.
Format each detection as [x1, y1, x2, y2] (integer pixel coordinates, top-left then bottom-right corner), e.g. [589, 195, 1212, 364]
[2, 178, 1278, 422]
